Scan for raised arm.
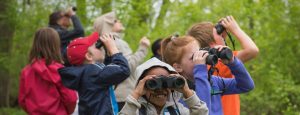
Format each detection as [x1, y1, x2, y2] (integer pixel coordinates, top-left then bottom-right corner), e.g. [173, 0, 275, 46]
[97, 53, 130, 85]
[59, 15, 85, 42]
[118, 36, 150, 72]
[221, 16, 259, 62]
[212, 57, 255, 94]
[191, 50, 212, 114]
[193, 64, 212, 113]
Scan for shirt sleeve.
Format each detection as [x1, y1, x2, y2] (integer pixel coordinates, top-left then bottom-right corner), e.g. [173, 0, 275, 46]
[96, 53, 131, 85]
[211, 57, 255, 95]
[59, 15, 84, 42]
[182, 91, 209, 115]
[193, 64, 212, 113]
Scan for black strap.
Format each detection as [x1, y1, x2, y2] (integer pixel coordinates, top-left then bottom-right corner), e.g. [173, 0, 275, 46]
[208, 66, 214, 86]
[139, 105, 147, 115]
[208, 66, 227, 95]
[225, 31, 236, 50]
[167, 106, 178, 115]
[117, 102, 125, 111]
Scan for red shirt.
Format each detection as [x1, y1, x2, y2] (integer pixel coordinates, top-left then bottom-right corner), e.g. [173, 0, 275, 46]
[18, 59, 77, 115]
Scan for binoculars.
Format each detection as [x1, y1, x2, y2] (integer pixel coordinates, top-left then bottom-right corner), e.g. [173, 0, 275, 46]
[200, 47, 233, 65]
[145, 75, 185, 90]
[95, 34, 116, 49]
[71, 7, 77, 11]
[95, 39, 103, 49]
[215, 22, 225, 35]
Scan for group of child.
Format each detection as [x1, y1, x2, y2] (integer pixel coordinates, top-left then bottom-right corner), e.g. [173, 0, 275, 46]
[18, 10, 258, 115]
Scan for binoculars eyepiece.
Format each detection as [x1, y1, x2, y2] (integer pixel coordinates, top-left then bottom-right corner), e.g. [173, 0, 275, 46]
[72, 7, 77, 11]
[95, 39, 103, 49]
[215, 22, 225, 35]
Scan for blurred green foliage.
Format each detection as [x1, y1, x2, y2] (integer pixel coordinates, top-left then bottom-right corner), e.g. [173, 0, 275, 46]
[0, 0, 299, 114]
[0, 108, 26, 115]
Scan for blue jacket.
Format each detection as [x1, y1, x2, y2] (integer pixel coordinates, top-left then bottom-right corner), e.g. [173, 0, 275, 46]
[193, 57, 254, 115]
[58, 53, 130, 115]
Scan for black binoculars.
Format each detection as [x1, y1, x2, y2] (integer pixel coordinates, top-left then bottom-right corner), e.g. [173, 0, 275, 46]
[72, 7, 77, 11]
[200, 47, 233, 65]
[95, 39, 103, 49]
[215, 22, 225, 35]
[145, 75, 185, 90]
[95, 34, 116, 49]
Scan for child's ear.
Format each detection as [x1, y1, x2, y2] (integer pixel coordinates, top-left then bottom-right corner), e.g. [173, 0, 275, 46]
[85, 52, 93, 61]
[172, 63, 183, 72]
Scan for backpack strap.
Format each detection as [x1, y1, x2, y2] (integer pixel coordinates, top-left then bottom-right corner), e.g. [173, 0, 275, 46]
[166, 106, 178, 115]
[139, 104, 147, 115]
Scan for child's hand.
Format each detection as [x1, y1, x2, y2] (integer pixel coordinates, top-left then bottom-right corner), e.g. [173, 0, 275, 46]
[170, 74, 194, 98]
[131, 75, 155, 100]
[220, 16, 241, 34]
[100, 33, 119, 56]
[65, 7, 76, 17]
[139, 36, 150, 47]
[213, 45, 234, 64]
[192, 50, 209, 65]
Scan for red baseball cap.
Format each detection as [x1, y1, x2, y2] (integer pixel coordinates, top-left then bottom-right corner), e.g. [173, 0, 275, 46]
[67, 32, 99, 65]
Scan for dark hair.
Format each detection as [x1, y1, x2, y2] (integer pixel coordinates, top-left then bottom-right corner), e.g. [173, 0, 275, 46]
[151, 39, 162, 59]
[29, 27, 63, 65]
[49, 11, 63, 26]
[187, 22, 215, 48]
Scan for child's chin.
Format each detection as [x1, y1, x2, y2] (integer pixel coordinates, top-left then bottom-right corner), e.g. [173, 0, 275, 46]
[152, 100, 167, 107]
[152, 96, 168, 103]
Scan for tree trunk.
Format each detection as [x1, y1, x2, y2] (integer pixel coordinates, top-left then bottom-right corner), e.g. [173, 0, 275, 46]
[0, 0, 15, 107]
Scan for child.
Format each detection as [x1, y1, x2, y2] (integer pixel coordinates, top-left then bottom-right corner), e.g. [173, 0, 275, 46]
[161, 35, 255, 115]
[151, 39, 163, 60]
[119, 57, 208, 115]
[58, 32, 130, 115]
[18, 27, 77, 114]
[93, 12, 150, 109]
[187, 16, 259, 115]
[49, 7, 85, 66]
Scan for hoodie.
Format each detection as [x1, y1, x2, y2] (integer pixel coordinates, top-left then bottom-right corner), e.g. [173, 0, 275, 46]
[18, 59, 77, 115]
[58, 53, 130, 115]
[118, 57, 208, 115]
[93, 12, 149, 103]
